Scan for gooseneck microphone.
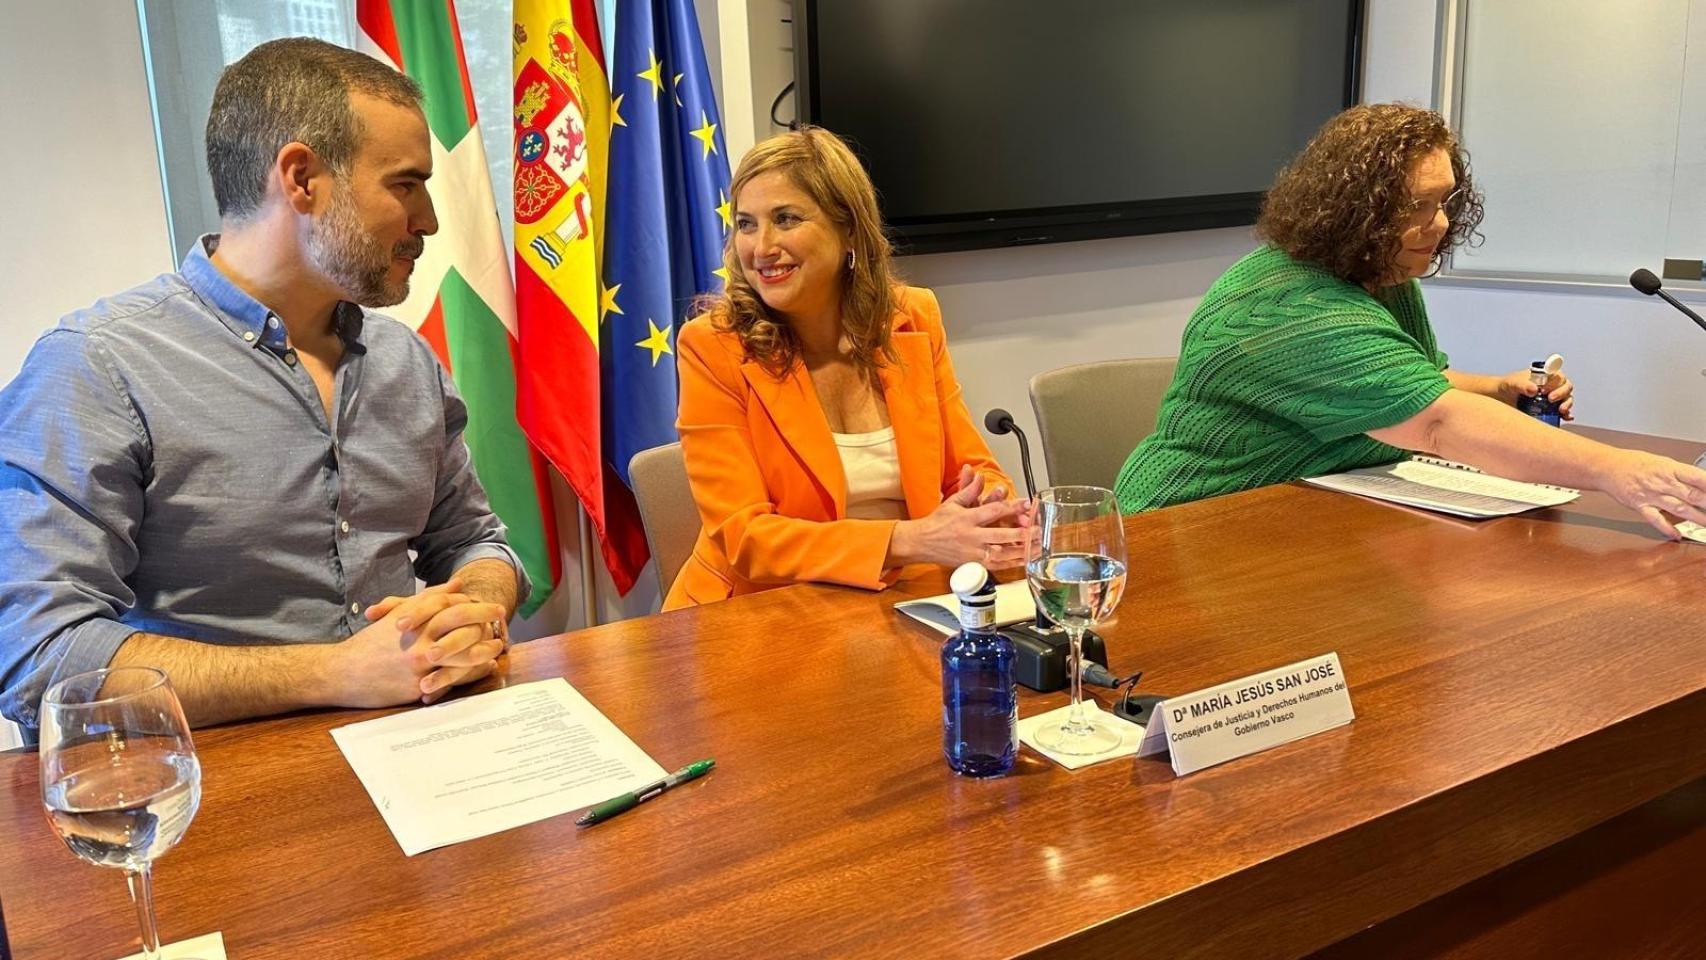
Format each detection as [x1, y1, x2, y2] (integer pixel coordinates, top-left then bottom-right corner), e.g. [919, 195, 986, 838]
[1630, 268, 1706, 334]
[982, 408, 1037, 499]
[981, 408, 1124, 690]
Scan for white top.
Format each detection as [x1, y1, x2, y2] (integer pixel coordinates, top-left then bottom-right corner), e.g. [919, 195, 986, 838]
[833, 426, 907, 521]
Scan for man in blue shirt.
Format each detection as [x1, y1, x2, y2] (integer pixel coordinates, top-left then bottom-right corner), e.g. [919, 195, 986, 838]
[0, 38, 530, 734]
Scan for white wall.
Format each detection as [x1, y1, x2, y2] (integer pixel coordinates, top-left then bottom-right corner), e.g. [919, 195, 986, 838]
[0, 7, 167, 747]
[910, 230, 1253, 485]
[0, 5, 174, 386]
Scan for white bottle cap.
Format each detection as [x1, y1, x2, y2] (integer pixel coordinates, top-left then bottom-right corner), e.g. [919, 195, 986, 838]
[1544, 353, 1565, 375]
[950, 562, 989, 597]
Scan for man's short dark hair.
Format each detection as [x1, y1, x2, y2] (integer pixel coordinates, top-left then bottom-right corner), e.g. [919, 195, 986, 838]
[205, 37, 423, 221]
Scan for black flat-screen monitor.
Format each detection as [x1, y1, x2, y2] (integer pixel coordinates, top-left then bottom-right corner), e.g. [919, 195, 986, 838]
[795, 0, 1363, 253]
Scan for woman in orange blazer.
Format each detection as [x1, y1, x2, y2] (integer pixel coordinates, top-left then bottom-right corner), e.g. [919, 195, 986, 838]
[664, 127, 1020, 610]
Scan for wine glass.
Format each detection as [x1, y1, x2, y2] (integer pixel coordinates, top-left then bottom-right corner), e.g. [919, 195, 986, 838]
[1026, 485, 1129, 755]
[39, 667, 200, 960]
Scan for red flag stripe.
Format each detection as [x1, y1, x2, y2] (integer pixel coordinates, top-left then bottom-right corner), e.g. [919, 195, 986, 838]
[573, 0, 606, 69]
[515, 260, 604, 508]
[514, 262, 647, 593]
[355, 2, 404, 68]
[600, 463, 650, 594]
[418, 296, 452, 371]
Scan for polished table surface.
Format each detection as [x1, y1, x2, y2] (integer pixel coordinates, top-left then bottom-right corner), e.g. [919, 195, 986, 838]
[2, 427, 1703, 959]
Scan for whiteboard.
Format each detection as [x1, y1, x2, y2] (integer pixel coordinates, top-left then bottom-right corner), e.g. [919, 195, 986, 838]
[1446, 0, 1703, 283]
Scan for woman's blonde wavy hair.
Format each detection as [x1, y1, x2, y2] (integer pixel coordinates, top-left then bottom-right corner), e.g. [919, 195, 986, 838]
[706, 126, 900, 378]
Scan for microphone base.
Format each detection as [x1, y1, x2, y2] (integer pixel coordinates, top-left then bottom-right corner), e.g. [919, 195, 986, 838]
[1003, 621, 1109, 692]
[1112, 693, 1166, 727]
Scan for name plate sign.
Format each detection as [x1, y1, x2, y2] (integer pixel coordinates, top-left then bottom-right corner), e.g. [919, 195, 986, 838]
[1137, 653, 1354, 776]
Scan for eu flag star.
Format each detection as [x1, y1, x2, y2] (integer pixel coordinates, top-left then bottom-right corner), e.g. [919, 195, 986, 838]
[600, 283, 624, 323]
[672, 73, 685, 108]
[611, 93, 627, 128]
[715, 189, 732, 230]
[690, 111, 719, 159]
[638, 50, 665, 100]
[635, 319, 674, 366]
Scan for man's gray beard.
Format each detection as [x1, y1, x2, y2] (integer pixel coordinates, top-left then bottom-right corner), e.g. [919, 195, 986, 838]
[306, 183, 411, 308]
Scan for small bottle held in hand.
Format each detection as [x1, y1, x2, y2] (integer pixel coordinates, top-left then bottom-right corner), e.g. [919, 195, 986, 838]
[942, 562, 1018, 777]
[1517, 354, 1564, 427]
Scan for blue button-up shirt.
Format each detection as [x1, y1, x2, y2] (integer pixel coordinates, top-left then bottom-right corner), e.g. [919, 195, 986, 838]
[0, 237, 529, 729]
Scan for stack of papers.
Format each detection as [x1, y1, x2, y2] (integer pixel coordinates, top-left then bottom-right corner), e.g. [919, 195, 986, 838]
[1304, 457, 1578, 518]
[894, 579, 1036, 636]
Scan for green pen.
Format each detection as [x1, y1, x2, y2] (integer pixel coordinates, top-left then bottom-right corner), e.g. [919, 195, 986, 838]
[576, 759, 716, 826]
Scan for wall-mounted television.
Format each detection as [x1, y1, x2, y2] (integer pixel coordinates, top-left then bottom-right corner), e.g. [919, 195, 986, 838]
[794, 0, 1364, 254]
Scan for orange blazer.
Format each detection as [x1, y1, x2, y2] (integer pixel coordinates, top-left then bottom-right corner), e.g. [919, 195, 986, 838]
[663, 286, 1014, 610]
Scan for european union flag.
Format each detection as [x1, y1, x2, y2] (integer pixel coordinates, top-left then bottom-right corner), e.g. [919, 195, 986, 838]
[602, 0, 731, 499]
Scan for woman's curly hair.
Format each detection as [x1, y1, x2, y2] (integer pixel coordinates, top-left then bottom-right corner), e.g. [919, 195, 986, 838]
[1256, 103, 1484, 288]
[703, 126, 900, 379]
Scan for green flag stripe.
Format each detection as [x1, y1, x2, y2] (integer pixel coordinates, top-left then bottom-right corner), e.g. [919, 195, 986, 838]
[438, 269, 553, 617]
[389, 2, 474, 146]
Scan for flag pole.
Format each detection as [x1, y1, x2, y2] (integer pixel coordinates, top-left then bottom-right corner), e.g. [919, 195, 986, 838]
[578, 507, 600, 628]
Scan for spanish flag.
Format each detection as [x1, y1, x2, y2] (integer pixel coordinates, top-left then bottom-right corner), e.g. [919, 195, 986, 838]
[511, 0, 651, 594]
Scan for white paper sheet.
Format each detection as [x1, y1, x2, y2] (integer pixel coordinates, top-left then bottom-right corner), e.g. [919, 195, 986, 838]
[330, 679, 666, 855]
[1304, 458, 1578, 518]
[1018, 701, 1145, 770]
[894, 579, 1037, 636]
[116, 932, 225, 960]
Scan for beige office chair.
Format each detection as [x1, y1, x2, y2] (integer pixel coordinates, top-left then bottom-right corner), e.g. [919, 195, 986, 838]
[628, 442, 701, 599]
[1028, 357, 1178, 489]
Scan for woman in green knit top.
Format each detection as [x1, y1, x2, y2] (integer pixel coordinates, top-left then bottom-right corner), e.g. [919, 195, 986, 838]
[1116, 104, 1706, 538]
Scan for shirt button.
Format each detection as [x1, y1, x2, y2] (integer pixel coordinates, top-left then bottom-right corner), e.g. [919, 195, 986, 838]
[339, 519, 351, 534]
[267, 317, 280, 329]
[242, 331, 256, 342]
[350, 602, 361, 615]
[285, 351, 298, 367]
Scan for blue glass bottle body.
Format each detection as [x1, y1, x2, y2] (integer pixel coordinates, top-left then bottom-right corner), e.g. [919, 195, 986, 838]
[941, 628, 1018, 778]
[1517, 361, 1562, 426]
[1517, 391, 1561, 426]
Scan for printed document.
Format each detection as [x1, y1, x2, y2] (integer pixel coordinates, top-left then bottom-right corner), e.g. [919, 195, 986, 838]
[895, 579, 1036, 636]
[1304, 457, 1577, 519]
[331, 678, 666, 855]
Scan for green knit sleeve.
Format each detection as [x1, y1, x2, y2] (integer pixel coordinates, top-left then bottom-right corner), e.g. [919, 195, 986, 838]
[1211, 311, 1451, 443]
[1382, 280, 1449, 370]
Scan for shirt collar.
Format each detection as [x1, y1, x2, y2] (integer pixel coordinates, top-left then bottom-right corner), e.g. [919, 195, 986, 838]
[180, 234, 367, 354]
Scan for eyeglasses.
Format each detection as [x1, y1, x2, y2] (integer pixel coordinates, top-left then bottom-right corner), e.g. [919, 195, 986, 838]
[1404, 185, 1467, 227]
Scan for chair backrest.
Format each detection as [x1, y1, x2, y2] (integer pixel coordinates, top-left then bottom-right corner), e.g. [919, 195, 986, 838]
[628, 442, 700, 599]
[1028, 357, 1178, 489]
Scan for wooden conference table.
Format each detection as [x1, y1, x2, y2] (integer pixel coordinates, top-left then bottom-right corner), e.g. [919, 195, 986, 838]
[2, 427, 1703, 959]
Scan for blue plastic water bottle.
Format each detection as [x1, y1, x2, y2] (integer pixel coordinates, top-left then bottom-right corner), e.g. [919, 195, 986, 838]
[1517, 354, 1564, 427]
[942, 562, 1017, 777]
